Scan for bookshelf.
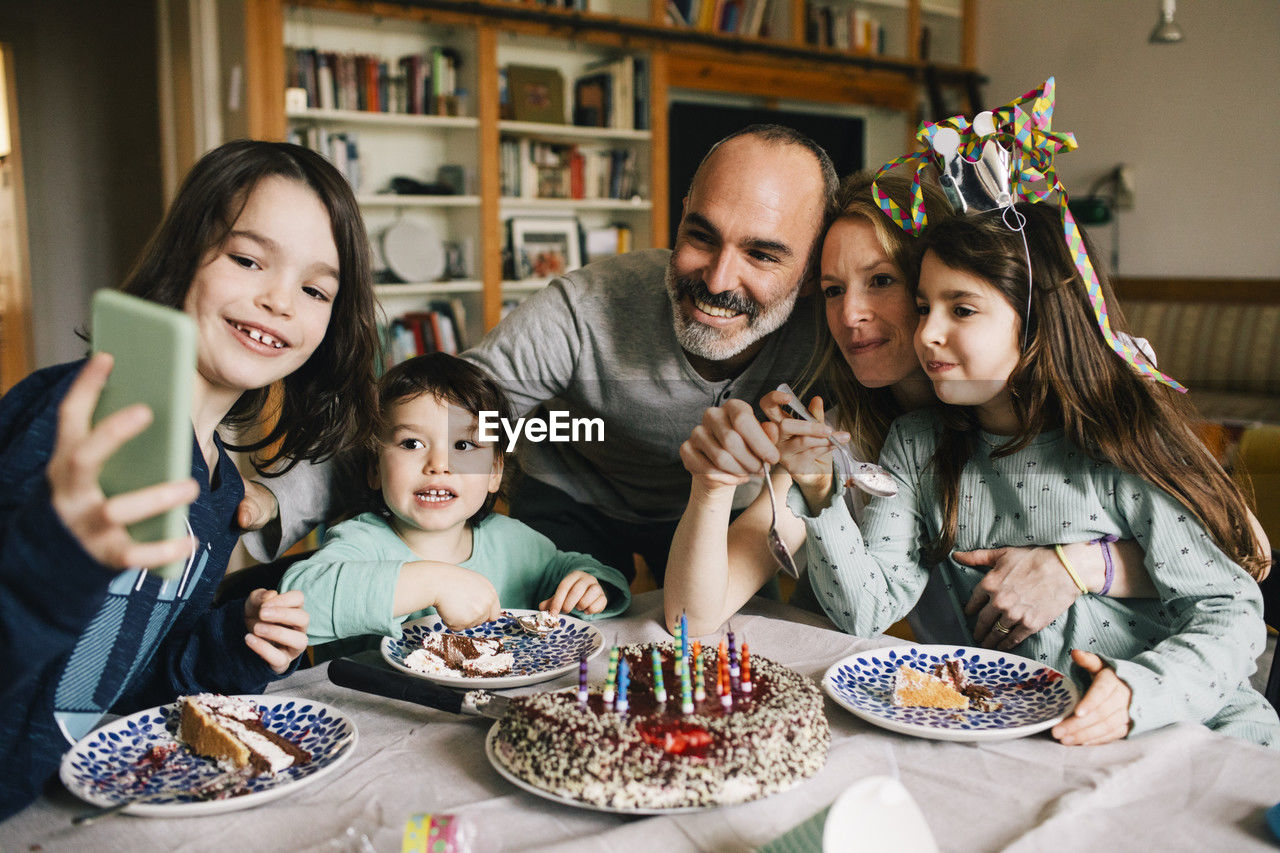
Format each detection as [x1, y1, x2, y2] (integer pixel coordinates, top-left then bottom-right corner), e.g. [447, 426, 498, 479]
[241, 0, 977, 339]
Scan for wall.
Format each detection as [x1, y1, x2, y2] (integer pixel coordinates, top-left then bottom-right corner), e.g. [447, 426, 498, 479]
[976, 0, 1280, 280]
[0, 0, 163, 369]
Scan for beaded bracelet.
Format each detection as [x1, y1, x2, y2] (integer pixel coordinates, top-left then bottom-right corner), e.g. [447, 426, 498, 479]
[1095, 534, 1119, 596]
[1053, 544, 1089, 594]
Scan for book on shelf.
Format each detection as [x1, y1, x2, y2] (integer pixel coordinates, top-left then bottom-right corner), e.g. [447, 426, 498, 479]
[381, 301, 469, 367]
[580, 57, 632, 131]
[740, 0, 770, 37]
[285, 45, 461, 116]
[443, 297, 469, 351]
[583, 224, 633, 261]
[632, 56, 649, 131]
[572, 72, 612, 128]
[500, 138, 640, 201]
[289, 125, 361, 190]
[572, 55, 648, 131]
[804, 2, 883, 52]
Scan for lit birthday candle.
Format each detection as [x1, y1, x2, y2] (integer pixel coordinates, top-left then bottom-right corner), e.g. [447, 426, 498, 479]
[578, 651, 589, 706]
[651, 647, 667, 704]
[727, 627, 740, 693]
[603, 647, 619, 704]
[693, 641, 706, 702]
[740, 641, 752, 693]
[616, 656, 630, 715]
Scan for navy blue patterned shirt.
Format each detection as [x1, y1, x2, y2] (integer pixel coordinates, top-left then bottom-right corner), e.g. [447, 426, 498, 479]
[0, 361, 284, 820]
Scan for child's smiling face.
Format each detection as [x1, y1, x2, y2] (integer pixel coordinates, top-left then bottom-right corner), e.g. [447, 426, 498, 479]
[914, 250, 1022, 429]
[184, 175, 338, 402]
[371, 393, 503, 536]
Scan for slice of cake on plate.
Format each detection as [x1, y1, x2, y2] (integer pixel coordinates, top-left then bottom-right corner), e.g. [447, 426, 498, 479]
[405, 633, 514, 677]
[178, 694, 311, 775]
[891, 664, 970, 710]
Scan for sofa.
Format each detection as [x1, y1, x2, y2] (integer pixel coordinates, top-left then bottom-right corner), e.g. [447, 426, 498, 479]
[1116, 278, 1280, 545]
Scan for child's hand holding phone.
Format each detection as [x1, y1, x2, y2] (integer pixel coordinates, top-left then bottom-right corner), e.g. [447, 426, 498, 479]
[540, 570, 608, 616]
[48, 353, 198, 571]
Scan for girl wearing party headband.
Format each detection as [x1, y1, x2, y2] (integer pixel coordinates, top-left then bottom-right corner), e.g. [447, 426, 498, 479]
[794, 201, 1275, 746]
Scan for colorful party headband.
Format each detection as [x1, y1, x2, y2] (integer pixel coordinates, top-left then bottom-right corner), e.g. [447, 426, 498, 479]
[871, 77, 1185, 392]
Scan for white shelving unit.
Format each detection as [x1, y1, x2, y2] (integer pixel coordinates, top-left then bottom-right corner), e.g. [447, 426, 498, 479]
[284, 5, 486, 349]
[496, 33, 654, 293]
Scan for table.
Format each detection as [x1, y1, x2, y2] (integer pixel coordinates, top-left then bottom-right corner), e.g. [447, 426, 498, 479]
[5, 590, 1280, 852]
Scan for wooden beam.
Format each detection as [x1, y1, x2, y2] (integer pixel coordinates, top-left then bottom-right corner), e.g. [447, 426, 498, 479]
[666, 52, 916, 111]
[245, 0, 286, 140]
[1114, 278, 1280, 305]
[476, 25, 502, 332]
[648, 49, 669, 248]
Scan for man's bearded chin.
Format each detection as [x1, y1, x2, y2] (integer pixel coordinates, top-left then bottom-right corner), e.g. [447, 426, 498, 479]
[664, 263, 799, 362]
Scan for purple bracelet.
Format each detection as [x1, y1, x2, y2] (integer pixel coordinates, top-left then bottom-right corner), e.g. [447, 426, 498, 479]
[1094, 535, 1118, 595]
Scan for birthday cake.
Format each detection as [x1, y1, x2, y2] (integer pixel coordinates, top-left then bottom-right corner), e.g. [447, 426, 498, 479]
[490, 641, 829, 809]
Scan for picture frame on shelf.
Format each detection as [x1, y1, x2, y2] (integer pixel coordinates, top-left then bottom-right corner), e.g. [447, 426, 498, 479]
[923, 67, 982, 123]
[505, 65, 567, 124]
[508, 217, 581, 279]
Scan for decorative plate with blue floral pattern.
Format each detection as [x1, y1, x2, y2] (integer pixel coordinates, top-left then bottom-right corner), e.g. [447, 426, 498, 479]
[382, 610, 604, 689]
[823, 645, 1079, 742]
[60, 695, 357, 817]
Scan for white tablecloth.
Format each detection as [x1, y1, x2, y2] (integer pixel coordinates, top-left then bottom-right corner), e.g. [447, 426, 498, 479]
[4, 590, 1280, 852]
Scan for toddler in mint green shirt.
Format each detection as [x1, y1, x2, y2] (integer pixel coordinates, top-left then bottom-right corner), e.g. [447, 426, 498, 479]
[281, 353, 630, 645]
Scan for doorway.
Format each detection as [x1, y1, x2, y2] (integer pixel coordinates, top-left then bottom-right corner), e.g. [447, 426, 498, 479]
[0, 42, 32, 391]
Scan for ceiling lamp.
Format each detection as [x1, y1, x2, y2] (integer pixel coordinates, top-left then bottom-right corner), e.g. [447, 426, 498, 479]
[1149, 0, 1184, 44]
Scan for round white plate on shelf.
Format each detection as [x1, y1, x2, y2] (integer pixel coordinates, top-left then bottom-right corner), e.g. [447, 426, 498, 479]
[381, 610, 603, 690]
[59, 695, 356, 817]
[822, 644, 1079, 742]
[382, 219, 445, 283]
[485, 725, 713, 816]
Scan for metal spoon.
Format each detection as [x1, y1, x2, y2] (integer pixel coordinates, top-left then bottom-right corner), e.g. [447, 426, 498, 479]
[761, 462, 800, 579]
[775, 383, 898, 499]
[509, 610, 558, 637]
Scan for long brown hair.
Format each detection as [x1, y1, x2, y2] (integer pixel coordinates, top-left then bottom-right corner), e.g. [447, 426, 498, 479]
[799, 170, 952, 459]
[917, 202, 1267, 579]
[119, 140, 378, 474]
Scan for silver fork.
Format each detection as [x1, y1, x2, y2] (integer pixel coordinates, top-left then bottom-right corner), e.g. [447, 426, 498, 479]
[72, 766, 252, 826]
[761, 462, 800, 579]
[775, 383, 898, 499]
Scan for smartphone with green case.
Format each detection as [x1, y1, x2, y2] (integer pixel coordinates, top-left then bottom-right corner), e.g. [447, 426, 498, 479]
[90, 290, 197, 580]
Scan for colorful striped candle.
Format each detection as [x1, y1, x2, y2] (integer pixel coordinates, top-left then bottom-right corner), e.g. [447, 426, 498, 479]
[719, 657, 733, 710]
[651, 647, 667, 704]
[578, 651, 589, 706]
[680, 611, 689, 663]
[680, 648, 693, 714]
[616, 656, 630, 715]
[603, 647, 619, 704]
[727, 628, 740, 693]
[693, 642, 706, 702]
[740, 642, 752, 694]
